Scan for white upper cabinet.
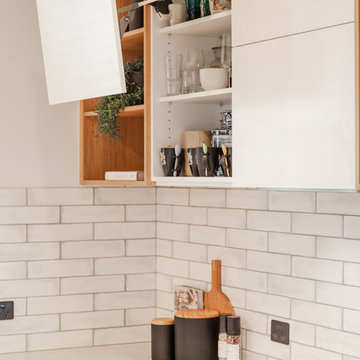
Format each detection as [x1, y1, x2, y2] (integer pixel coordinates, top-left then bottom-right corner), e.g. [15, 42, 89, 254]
[232, 23, 356, 189]
[36, 0, 126, 105]
[233, 0, 354, 47]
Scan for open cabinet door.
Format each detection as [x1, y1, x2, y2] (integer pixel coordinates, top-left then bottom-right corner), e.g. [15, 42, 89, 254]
[36, 0, 126, 105]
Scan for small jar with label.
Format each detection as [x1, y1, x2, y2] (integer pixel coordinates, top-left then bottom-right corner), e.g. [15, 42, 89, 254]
[218, 314, 228, 360]
[227, 316, 241, 360]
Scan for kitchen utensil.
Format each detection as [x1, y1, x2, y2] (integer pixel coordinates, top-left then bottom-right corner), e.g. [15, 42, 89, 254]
[221, 144, 230, 177]
[175, 309, 219, 360]
[200, 68, 228, 91]
[160, 147, 184, 176]
[194, 147, 218, 177]
[151, 318, 175, 360]
[166, 54, 183, 96]
[181, 130, 211, 176]
[169, 3, 186, 25]
[174, 144, 182, 176]
[202, 142, 208, 176]
[204, 260, 235, 315]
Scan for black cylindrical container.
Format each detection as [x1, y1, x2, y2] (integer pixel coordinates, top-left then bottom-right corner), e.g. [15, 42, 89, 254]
[151, 318, 175, 360]
[175, 309, 219, 360]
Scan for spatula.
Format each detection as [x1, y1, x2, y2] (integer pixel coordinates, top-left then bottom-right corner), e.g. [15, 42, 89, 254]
[204, 260, 235, 315]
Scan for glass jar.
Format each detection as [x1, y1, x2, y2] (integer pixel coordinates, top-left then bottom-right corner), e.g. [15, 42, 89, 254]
[210, 0, 231, 14]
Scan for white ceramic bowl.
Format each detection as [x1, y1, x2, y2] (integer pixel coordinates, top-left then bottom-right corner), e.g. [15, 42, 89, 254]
[200, 68, 228, 91]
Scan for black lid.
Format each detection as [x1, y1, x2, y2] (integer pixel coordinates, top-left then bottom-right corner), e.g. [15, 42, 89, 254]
[227, 316, 241, 336]
[219, 314, 228, 333]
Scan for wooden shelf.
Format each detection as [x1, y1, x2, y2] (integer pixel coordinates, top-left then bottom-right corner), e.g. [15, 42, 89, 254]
[160, 10, 231, 37]
[160, 88, 232, 105]
[121, 28, 144, 57]
[81, 180, 147, 186]
[84, 105, 145, 118]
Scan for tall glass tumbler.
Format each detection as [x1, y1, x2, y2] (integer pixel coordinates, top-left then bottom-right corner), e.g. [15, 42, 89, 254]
[166, 54, 183, 96]
[185, 0, 201, 21]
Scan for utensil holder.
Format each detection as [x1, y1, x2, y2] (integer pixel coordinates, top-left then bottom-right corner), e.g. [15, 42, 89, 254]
[194, 147, 219, 177]
[160, 148, 185, 177]
[187, 148, 200, 176]
[219, 146, 232, 177]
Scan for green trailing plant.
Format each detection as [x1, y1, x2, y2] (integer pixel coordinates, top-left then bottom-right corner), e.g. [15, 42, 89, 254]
[96, 55, 144, 140]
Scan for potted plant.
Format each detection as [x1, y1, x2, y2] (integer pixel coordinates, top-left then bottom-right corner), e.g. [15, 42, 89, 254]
[96, 55, 144, 140]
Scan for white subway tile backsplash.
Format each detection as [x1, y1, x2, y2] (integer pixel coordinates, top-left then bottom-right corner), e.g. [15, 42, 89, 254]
[95, 291, 155, 310]
[61, 206, 124, 223]
[226, 229, 267, 251]
[235, 309, 267, 333]
[222, 286, 246, 308]
[28, 188, 93, 206]
[28, 223, 93, 242]
[190, 189, 226, 208]
[156, 205, 172, 222]
[269, 274, 315, 301]
[227, 190, 268, 210]
[248, 211, 291, 232]
[190, 225, 225, 246]
[0, 206, 59, 224]
[95, 188, 155, 205]
[226, 268, 267, 292]
[94, 325, 150, 345]
[269, 191, 315, 212]
[0, 189, 26, 206]
[317, 192, 360, 215]
[157, 188, 189, 206]
[317, 237, 360, 263]
[156, 273, 172, 292]
[247, 292, 290, 318]
[61, 275, 124, 295]
[269, 233, 315, 257]
[157, 222, 188, 241]
[189, 262, 211, 282]
[0, 279, 59, 298]
[28, 259, 93, 278]
[0, 262, 26, 280]
[208, 246, 246, 268]
[157, 290, 174, 309]
[317, 282, 360, 310]
[0, 315, 59, 335]
[126, 205, 156, 221]
[0, 243, 59, 261]
[247, 331, 290, 360]
[0, 335, 26, 354]
[126, 273, 156, 291]
[157, 257, 188, 277]
[292, 213, 342, 237]
[344, 309, 360, 334]
[61, 310, 124, 330]
[292, 342, 341, 360]
[62, 240, 125, 259]
[247, 251, 291, 275]
[95, 257, 155, 275]
[292, 257, 343, 283]
[27, 330, 92, 351]
[173, 206, 207, 225]
[126, 239, 155, 256]
[0, 225, 26, 243]
[156, 239, 172, 257]
[208, 208, 246, 228]
[344, 263, 360, 286]
[95, 222, 155, 240]
[316, 327, 360, 358]
[125, 308, 156, 326]
[344, 216, 360, 239]
[292, 300, 342, 329]
[173, 241, 207, 262]
[27, 295, 93, 315]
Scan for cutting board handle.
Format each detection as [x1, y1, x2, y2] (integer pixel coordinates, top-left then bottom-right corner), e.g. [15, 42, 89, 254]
[211, 260, 221, 291]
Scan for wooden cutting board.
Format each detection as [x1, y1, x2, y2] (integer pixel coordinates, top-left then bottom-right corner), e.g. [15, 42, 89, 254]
[204, 260, 235, 315]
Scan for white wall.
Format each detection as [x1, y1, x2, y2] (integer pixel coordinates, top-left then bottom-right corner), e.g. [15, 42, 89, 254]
[0, 0, 79, 187]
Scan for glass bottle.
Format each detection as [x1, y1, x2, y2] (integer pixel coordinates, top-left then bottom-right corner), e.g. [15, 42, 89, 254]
[227, 316, 241, 360]
[201, 0, 211, 16]
[218, 314, 228, 360]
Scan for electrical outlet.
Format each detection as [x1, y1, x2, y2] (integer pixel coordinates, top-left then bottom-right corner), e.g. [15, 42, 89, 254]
[271, 320, 289, 345]
[0, 301, 14, 320]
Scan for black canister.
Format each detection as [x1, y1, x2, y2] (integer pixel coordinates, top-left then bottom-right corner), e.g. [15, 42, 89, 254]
[151, 318, 175, 360]
[175, 309, 219, 360]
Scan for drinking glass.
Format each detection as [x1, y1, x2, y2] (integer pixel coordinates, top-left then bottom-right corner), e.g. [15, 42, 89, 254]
[221, 33, 232, 87]
[165, 54, 183, 96]
[185, 0, 201, 20]
[182, 49, 204, 93]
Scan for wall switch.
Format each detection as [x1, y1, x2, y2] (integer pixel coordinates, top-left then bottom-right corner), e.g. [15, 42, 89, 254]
[271, 320, 289, 345]
[0, 301, 14, 320]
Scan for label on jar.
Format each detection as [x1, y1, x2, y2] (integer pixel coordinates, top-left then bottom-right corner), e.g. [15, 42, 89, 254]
[218, 340, 227, 358]
[227, 343, 240, 360]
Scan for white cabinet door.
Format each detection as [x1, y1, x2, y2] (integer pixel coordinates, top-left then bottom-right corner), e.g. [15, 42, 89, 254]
[233, 0, 354, 47]
[36, 0, 126, 105]
[232, 24, 356, 189]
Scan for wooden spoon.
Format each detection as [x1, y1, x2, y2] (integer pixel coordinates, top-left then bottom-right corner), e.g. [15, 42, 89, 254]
[204, 260, 235, 315]
[221, 143, 230, 177]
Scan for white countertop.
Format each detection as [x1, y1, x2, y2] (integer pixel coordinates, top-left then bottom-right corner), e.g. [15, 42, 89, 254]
[0, 343, 151, 360]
